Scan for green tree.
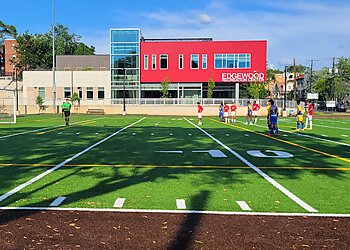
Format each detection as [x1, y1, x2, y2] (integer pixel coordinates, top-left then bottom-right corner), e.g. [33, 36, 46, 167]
[0, 21, 17, 74]
[160, 76, 170, 98]
[35, 95, 44, 113]
[247, 82, 268, 99]
[14, 24, 95, 70]
[207, 75, 215, 98]
[71, 92, 81, 104]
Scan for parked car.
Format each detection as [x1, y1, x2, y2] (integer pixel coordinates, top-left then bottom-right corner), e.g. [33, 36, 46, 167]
[336, 102, 347, 112]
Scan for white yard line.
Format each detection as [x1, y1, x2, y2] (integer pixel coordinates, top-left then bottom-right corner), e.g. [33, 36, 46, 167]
[113, 198, 126, 208]
[236, 201, 252, 211]
[314, 124, 350, 131]
[1, 206, 350, 217]
[238, 121, 350, 147]
[184, 118, 318, 213]
[49, 196, 66, 207]
[0, 118, 104, 139]
[0, 117, 146, 203]
[176, 199, 186, 209]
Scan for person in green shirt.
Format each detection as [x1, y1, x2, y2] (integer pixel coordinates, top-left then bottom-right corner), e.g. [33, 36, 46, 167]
[61, 98, 72, 126]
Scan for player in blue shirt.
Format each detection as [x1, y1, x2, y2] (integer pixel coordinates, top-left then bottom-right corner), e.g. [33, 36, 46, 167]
[268, 99, 279, 135]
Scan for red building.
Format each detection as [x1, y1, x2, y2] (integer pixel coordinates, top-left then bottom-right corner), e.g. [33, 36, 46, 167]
[140, 38, 267, 98]
[3, 39, 17, 76]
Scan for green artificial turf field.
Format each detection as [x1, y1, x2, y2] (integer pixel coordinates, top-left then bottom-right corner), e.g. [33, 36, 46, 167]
[0, 114, 349, 214]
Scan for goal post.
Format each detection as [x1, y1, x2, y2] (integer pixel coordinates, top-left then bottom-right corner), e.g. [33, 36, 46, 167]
[0, 88, 17, 124]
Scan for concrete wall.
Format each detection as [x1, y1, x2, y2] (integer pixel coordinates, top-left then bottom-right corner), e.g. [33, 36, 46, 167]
[56, 55, 110, 71]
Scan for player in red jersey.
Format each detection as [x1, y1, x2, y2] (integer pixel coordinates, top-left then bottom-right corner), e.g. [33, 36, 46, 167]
[197, 102, 203, 125]
[230, 102, 237, 123]
[223, 102, 230, 123]
[305, 100, 313, 130]
[252, 101, 260, 124]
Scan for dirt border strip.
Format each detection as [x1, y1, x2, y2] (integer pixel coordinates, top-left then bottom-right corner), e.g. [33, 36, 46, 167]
[184, 117, 318, 213]
[0, 117, 146, 203]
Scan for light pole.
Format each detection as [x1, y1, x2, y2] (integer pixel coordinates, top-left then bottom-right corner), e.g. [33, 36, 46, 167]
[15, 67, 18, 111]
[123, 67, 126, 115]
[52, 0, 56, 113]
[284, 65, 287, 111]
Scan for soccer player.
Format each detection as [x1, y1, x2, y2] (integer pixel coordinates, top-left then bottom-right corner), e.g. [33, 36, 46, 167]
[252, 101, 260, 124]
[245, 101, 253, 125]
[296, 100, 305, 131]
[268, 99, 279, 135]
[61, 98, 72, 126]
[305, 99, 313, 130]
[223, 102, 230, 123]
[197, 102, 203, 125]
[266, 100, 271, 130]
[230, 102, 237, 123]
[218, 102, 224, 122]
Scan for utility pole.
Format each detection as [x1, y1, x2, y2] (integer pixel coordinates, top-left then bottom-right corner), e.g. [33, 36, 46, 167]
[52, 0, 56, 113]
[284, 65, 287, 111]
[309, 59, 313, 93]
[331, 57, 335, 101]
[293, 58, 297, 101]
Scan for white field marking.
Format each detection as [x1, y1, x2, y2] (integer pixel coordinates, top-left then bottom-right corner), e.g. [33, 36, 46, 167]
[342, 135, 348, 137]
[2, 207, 350, 218]
[238, 121, 350, 147]
[76, 132, 80, 135]
[314, 124, 350, 131]
[170, 133, 173, 136]
[95, 133, 99, 135]
[0, 118, 104, 140]
[155, 151, 183, 154]
[192, 150, 227, 158]
[151, 133, 154, 136]
[321, 134, 328, 137]
[184, 117, 317, 213]
[0, 117, 146, 203]
[245, 134, 249, 137]
[49, 196, 66, 207]
[188, 133, 192, 136]
[247, 150, 293, 158]
[58, 132, 63, 135]
[113, 198, 126, 208]
[236, 201, 252, 211]
[176, 199, 186, 209]
[226, 134, 230, 136]
[132, 133, 136, 136]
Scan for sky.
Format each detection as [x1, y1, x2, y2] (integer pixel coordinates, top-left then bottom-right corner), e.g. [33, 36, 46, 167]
[1, 0, 350, 70]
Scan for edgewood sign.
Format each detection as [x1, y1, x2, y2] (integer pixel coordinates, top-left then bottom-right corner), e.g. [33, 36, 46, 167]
[222, 72, 265, 82]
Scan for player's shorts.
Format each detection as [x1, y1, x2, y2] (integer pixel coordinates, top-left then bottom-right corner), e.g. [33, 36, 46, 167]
[198, 113, 202, 119]
[224, 112, 229, 117]
[306, 115, 312, 121]
[297, 115, 303, 122]
[252, 111, 257, 116]
[270, 115, 278, 125]
[64, 111, 70, 117]
[247, 111, 252, 116]
[231, 111, 236, 117]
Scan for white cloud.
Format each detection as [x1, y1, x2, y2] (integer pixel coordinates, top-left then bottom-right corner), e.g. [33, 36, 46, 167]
[199, 14, 212, 24]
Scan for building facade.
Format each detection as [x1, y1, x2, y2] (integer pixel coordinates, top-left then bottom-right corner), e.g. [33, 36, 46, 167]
[3, 39, 17, 76]
[110, 28, 267, 101]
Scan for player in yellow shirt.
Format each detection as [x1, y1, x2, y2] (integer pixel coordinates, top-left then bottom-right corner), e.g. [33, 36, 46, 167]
[296, 100, 304, 131]
[266, 100, 271, 129]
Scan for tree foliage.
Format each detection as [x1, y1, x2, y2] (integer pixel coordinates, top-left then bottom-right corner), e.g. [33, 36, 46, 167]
[207, 75, 215, 98]
[14, 24, 95, 70]
[160, 76, 170, 98]
[247, 82, 268, 99]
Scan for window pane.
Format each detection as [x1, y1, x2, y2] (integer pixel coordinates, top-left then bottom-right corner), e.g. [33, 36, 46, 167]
[152, 55, 156, 69]
[179, 54, 183, 69]
[64, 87, 71, 99]
[98, 87, 104, 99]
[215, 54, 223, 68]
[202, 54, 207, 69]
[227, 54, 234, 68]
[87, 87, 93, 99]
[144, 55, 148, 70]
[191, 54, 199, 69]
[160, 54, 168, 69]
[38, 87, 45, 100]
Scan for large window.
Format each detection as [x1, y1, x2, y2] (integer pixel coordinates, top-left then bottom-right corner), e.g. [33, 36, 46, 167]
[179, 54, 184, 69]
[98, 87, 105, 99]
[144, 55, 149, 70]
[191, 54, 199, 69]
[111, 43, 139, 54]
[214, 54, 251, 69]
[152, 54, 156, 70]
[202, 54, 207, 69]
[111, 30, 139, 43]
[64, 87, 71, 99]
[78, 87, 83, 99]
[160, 54, 168, 69]
[38, 87, 45, 100]
[87, 87, 93, 99]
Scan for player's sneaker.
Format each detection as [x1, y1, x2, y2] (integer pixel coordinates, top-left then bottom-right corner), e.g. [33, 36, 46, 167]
[244, 122, 248, 125]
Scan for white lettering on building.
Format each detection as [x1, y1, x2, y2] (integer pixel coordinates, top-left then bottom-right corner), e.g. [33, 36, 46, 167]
[222, 72, 265, 82]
